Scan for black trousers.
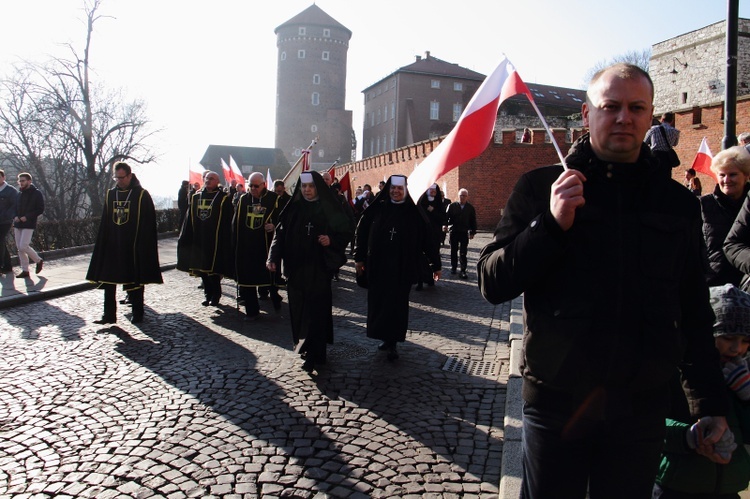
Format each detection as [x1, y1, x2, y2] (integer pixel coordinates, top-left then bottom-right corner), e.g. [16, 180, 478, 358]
[240, 285, 280, 316]
[200, 273, 222, 303]
[103, 284, 144, 320]
[0, 223, 11, 270]
[449, 231, 469, 272]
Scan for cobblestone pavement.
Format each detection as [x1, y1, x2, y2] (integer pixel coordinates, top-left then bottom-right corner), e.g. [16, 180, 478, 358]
[0, 232, 512, 498]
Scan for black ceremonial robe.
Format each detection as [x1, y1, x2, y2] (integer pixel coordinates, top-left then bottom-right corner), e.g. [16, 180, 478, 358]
[177, 188, 233, 276]
[86, 177, 162, 287]
[355, 198, 441, 343]
[232, 189, 279, 288]
[268, 195, 352, 363]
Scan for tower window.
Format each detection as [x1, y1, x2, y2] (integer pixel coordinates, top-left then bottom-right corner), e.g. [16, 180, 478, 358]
[431, 80, 440, 89]
[313, 74, 320, 85]
[280, 52, 286, 61]
[430, 101, 440, 120]
[312, 92, 320, 106]
[323, 29, 330, 37]
[298, 50, 305, 59]
[454, 82, 463, 91]
[298, 27, 306, 36]
[322, 51, 330, 61]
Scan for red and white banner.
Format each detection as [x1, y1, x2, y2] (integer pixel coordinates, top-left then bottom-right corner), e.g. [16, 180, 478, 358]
[407, 55, 533, 201]
[691, 137, 715, 181]
[338, 171, 352, 201]
[229, 155, 245, 185]
[189, 163, 207, 188]
[220, 158, 233, 185]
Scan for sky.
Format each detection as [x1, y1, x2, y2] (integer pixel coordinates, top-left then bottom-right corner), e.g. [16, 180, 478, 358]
[2, 0, 749, 202]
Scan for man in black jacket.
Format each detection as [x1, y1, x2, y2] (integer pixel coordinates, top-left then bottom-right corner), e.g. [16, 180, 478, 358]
[478, 63, 729, 499]
[13, 172, 44, 278]
[444, 188, 477, 279]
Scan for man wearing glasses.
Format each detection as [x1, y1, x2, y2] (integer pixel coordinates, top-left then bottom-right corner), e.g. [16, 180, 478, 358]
[86, 162, 162, 324]
[13, 172, 44, 279]
[232, 172, 282, 319]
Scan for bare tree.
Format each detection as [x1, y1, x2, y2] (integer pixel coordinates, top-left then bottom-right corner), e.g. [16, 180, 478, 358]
[0, 0, 158, 219]
[582, 49, 652, 87]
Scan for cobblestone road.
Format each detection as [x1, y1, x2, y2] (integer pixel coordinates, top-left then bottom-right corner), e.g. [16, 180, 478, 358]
[0, 233, 511, 498]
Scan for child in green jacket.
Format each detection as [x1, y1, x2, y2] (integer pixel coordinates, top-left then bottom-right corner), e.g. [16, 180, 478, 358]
[654, 283, 750, 498]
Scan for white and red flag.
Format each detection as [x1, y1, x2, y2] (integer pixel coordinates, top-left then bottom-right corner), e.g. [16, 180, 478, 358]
[266, 168, 273, 187]
[220, 158, 234, 185]
[229, 155, 245, 185]
[691, 137, 715, 181]
[189, 163, 207, 188]
[407, 55, 534, 201]
[338, 171, 352, 201]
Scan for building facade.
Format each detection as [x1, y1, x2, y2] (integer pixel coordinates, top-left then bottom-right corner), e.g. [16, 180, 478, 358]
[274, 5, 354, 170]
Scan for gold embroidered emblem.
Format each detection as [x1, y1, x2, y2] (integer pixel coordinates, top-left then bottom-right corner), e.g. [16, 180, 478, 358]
[113, 201, 130, 225]
[246, 204, 266, 229]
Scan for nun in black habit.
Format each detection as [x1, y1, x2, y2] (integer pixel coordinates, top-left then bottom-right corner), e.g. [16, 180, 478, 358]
[354, 174, 442, 360]
[266, 171, 353, 373]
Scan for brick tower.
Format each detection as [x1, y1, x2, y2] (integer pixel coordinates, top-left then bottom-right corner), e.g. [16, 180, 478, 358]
[274, 5, 354, 170]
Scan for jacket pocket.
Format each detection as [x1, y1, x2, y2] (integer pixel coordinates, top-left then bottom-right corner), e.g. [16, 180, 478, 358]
[638, 213, 688, 283]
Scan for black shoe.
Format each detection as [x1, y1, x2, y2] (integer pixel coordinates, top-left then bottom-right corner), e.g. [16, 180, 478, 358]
[16, 271, 30, 279]
[130, 315, 143, 324]
[451, 269, 457, 275]
[35, 260, 44, 274]
[272, 299, 282, 312]
[94, 316, 116, 325]
[415, 283, 423, 291]
[378, 341, 394, 351]
[244, 313, 260, 321]
[333, 273, 339, 282]
[119, 297, 131, 305]
[301, 359, 315, 373]
[460, 271, 468, 279]
[197, 283, 204, 289]
[201, 300, 211, 306]
[387, 348, 399, 361]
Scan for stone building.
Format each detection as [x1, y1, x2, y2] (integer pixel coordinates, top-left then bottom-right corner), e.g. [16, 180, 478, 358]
[362, 52, 586, 158]
[274, 5, 354, 170]
[651, 18, 750, 113]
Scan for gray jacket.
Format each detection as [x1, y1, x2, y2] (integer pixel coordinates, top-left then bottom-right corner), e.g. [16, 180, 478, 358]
[0, 183, 19, 225]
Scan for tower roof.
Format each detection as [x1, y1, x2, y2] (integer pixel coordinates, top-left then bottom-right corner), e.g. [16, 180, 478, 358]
[275, 4, 351, 38]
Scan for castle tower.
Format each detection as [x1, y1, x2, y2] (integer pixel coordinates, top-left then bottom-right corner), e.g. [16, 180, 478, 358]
[274, 5, 354, 169]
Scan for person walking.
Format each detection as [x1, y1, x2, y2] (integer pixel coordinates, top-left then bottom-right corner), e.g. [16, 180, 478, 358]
[13, 172, 44, 279]
[478, 63, 729, 499]
[354, 174, 442, 361]
[444, 188, 477, 279]
[267, 171, 353, 373]
[86, 162, 163, 324]
[0, 170, 18, 276]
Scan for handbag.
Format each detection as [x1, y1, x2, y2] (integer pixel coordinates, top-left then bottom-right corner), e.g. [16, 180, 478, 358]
[654, 125, 681, 168]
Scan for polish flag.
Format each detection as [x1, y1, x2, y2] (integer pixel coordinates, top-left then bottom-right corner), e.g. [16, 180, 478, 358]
[338, 171, 352, 201]
[220, 158, 233, 185]
[229, 155, 245, 184]
[691, 137, 715, 181]
[407, 55, 533, 201]
[189, 163, 206, 188]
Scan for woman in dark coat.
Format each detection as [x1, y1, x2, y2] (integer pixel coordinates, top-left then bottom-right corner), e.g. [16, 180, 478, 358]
[267, 171, 353, 373]
[415, 183, 445, 290]
[701, 146, 750, 286]
[354, 175, 442, 360]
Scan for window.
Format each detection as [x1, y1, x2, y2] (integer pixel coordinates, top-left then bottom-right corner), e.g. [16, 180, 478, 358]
[431, 80, 440, 89]
[313, 74, 320, 85]
[430, 101, 440, 120]
[370, 113, 375, 127]
[318, 149, 324, 158]
[454, 82, 463, 91]
[390, 133, 395, 150]
[429, 131, 439, 140]
[312, 92, 319, 106]
[298, 50, 305, 59]
[323, 28, 330, 37]
[294, 148, 301, 157]
[280, 52, 287, 61]
[383, 105, 387, 121]
[453, 103, 463, 121]
[299, 27, 306, 36]
[322, 51, 330, 61]
[311, 125, 318, 133]
[391, 102, 395, 120]
[377, 108, 381, 125]
[682, 92, 689, 105]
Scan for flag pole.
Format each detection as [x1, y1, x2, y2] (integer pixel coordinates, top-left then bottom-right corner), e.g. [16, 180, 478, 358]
[282, 137, 319, 187]
[527, 99, 568, 170]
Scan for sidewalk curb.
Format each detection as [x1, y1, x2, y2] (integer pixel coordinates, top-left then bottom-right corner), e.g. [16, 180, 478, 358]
[0, 263, 177, 310]
[500, 295, 524, 499]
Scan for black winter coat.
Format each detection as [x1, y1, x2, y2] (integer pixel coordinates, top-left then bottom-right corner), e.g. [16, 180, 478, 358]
[478, 135, 727, 418]
[700, 184, 749, 286]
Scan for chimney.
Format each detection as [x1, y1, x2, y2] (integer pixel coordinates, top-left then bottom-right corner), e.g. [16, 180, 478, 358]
[425, 50, 431, 59]
[415, 55, 422, 61]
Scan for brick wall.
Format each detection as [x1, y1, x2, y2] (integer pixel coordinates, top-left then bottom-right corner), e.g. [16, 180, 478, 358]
[335, 128, 578, 230]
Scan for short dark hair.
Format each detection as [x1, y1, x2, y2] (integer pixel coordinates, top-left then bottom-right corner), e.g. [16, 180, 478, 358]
[662, 112, 675, 123]
[18, 172, 32, 181]
[274, 180, 285, 188]
[114, 162, 132, 175]
[0, 169, 4, 179]
[687, 168, 696, 176]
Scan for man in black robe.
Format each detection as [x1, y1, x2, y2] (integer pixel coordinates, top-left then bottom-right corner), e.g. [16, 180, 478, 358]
[233, 172, 281, 319]
[177, 170, 233, 306]
[354, 175, 442, 360]
[267, 171, 353, 373]
[87, 162, 162, 324]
